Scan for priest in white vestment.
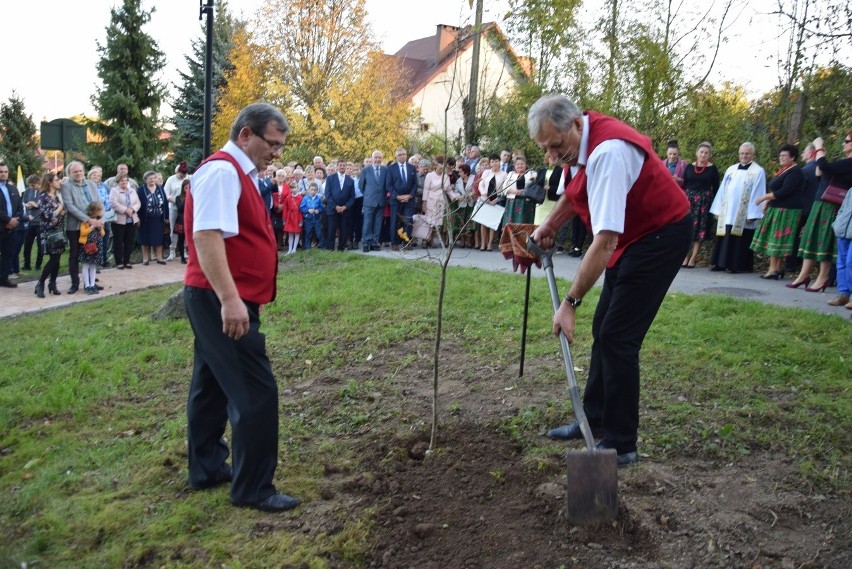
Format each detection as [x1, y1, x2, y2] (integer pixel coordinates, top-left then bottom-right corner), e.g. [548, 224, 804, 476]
[709, 142, 767, 273]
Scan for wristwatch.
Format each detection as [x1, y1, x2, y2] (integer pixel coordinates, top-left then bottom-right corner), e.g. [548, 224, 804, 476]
[564, 295, 582, 309]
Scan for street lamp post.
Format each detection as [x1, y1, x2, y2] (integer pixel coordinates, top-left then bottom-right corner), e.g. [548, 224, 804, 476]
[199, 0, 214, 159]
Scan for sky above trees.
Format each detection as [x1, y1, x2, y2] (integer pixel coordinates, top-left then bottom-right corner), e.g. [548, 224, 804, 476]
[5, 0, 841, 123]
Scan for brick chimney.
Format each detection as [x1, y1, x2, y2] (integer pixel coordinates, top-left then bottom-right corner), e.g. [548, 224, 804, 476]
[435, 24, 459, 63]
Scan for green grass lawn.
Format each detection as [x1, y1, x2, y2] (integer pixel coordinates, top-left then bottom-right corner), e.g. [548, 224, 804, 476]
[0, 252, 849, 567]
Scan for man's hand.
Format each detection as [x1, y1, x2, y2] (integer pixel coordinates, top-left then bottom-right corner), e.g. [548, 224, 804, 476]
[89, 218, 104, 229]
[553, 301, 576, 344]
[531, 222, 555, 250]
[220, 296, 249, 340]
[5, 218, 19, 230]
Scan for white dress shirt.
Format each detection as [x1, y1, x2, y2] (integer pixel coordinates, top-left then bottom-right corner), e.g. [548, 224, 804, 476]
[575, 114, 644, 235]
[190, 140, 259, 238]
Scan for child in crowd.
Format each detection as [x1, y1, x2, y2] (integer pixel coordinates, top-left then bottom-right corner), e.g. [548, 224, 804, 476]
[282, 183, 303, 254]
[299, 182, 324, 249]
[174, 179, 189, 263]
[79, 202, 106, 295]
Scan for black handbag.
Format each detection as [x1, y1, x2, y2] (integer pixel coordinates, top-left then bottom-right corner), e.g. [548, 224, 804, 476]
[45, 227, 67, 252]
[521, 182, 546, 204]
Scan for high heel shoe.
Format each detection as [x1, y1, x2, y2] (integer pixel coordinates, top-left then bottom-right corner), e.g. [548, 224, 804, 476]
[785, 278, 810, 289]
[34, 282, 45, 298]
[805, 281, 829, 293]
[760, 271, 784, 280]
[48, 281, 61, 295]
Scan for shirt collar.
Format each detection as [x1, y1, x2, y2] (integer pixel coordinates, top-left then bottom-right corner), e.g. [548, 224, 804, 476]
[223, 140, 260, 189]
[577, 114, 590, 166]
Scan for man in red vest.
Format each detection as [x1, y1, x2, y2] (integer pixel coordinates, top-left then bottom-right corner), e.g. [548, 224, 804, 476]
[529, 94, 691, 466]
[183, 103, 299, 512]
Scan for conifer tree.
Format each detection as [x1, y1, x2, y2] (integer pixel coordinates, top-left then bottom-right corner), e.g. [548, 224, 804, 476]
[171, 1, 240, 169]
[0, 93, 42, 179]
[88, 0, 166, 178]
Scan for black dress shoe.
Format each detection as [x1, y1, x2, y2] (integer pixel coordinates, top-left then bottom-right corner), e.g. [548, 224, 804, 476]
[362, 246, 369, 252]
[67, 285, 79, 294]
[546, 419, 603, 440]
[596, 440, 638, 466]
[190, 464, 233, 490]
[370, 245, 381, 251]
[234, 492, 301, 512]
[0, 279, 18, 288]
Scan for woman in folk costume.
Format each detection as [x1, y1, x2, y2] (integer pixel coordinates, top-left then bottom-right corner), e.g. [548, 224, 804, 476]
[501, 156, 538, 225]
[750, 144, 805, 280]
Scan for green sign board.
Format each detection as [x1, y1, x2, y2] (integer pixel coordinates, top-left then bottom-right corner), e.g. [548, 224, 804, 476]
[40, 118, 86, 152]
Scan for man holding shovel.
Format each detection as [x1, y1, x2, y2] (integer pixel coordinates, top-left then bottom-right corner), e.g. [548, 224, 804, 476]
[529, 94, 691, 466]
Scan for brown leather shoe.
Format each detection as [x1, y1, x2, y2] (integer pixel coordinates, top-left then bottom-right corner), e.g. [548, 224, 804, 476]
[827, 294, 850, 306]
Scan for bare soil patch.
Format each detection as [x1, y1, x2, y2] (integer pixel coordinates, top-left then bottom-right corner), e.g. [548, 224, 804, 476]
[294, 341, 849, 568]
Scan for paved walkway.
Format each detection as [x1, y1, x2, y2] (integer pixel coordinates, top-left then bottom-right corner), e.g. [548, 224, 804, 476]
[1, 248, 849, 319]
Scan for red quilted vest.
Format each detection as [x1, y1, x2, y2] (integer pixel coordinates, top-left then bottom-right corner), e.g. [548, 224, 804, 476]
[184, 150, 278, 304]
[565, 112, 689, 268]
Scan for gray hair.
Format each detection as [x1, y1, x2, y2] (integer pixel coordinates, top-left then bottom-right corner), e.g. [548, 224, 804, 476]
[527, 93, 582, 139]
[739, 142, 756, 153]
[229, 102, 289, 142]
[697, 141, 712, 152]
[372, 150, 383, 159]
[66, 161, 84, 176]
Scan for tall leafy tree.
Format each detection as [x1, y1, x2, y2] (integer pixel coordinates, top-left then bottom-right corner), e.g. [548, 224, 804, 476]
[211, 27, 288, 150]
[255, 0, 377, 132]
[0, 93, 42, 179]
[505, 0, 581, 91]
[171, 1, 240, 169]
[88, 0, 166, 178]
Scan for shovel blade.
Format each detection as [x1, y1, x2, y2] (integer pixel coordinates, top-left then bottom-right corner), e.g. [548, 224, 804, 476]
[565, 449, 618, 525]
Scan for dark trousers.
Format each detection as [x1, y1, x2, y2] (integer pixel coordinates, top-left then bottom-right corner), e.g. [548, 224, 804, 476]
[582, 215, 691, 451]
[184, 286, 279, 503]
[12, 230, 26, 273]
[390, 199, 415, 244]
[112, 222, 135, 266]
[303, 217, 322, 248]
[39, 253, 61, 285]
[349, 196, 363, 244]
[66, 229, 81, 287]
[361, 204, 383, 246]
[176, 233, 186, 261]
[570, 218, 588, 251]
[0, 230, 16, 280]
[99, 222, 113, 267]
[325, 211, 351, 250]
[23, 224, 43, 269]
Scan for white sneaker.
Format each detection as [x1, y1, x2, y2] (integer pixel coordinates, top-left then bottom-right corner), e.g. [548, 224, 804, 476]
[166, 252, 176, 261]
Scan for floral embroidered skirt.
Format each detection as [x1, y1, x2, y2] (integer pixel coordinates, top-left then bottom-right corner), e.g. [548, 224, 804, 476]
[686, 188, 714, 241]
[750, 207, 802, 257]
[798, 200, 838, 262]
[501, 197, 536, 225]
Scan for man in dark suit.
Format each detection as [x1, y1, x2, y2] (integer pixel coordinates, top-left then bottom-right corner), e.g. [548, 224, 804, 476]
[359, 150, 387, 252]
[324, 159, 355, 250]
[258, 164, 277, 211]
[0, 163, 24, 287]
[385, 148, 418, 250]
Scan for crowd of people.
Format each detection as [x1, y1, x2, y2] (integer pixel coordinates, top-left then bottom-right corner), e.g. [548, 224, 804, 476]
[0, 160, 188, 297]
[0, 125, 850, 316]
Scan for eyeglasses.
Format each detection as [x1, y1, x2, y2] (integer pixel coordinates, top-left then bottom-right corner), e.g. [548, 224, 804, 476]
[844, 139, 852, 144]
[253, 131, 284, 153]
